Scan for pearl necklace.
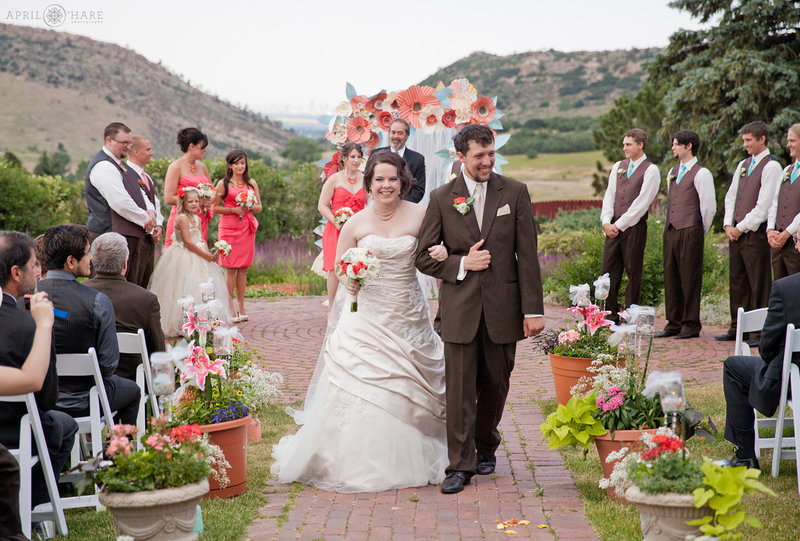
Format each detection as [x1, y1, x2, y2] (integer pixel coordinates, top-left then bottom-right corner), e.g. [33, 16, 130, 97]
[374, 202, 399, 221]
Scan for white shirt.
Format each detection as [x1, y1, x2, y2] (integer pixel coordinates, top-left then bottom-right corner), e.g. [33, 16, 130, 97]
[126, 161, 163, 226]
[600, 154, 661, 231]
[89, 147, 152, 228]
[391, 146, 406, 158]
[767, 160, 800, 235]
[668, 157, 717, 234]
[723, 149, 782, 232]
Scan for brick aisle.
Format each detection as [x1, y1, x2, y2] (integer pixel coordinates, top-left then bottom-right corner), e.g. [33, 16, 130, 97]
[239, 297, 732, 540]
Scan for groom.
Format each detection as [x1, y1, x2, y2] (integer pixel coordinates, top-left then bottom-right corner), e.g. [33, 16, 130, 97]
[416, 124, 544, 494]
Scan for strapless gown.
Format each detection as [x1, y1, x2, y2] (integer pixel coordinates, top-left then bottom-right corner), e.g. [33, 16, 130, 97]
[271, 234, 447, 491]
[165, 174, 213, 248]
[218, 185, 259, 268]
[321, 186, 367, 271]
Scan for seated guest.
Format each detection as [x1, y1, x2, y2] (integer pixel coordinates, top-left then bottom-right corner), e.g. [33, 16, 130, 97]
[84, 232, 165, 381]
[0, 231, 78, 525]
[37, 224, 140, 425]
[723, 232, 800, 469]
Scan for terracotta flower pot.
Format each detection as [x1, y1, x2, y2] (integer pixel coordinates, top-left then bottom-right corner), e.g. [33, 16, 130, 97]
[625, 485, 709, 540]
[200, 415, 250, 499]
[247, 415, 262, 442]
[595, 429, 655, 502]
[99, 479, 208, 540]
[548, 354, 594, 405]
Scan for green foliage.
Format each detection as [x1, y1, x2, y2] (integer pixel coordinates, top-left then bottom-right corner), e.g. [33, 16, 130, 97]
[0, 159, 87, 235]
[629, 449, 705, 495]
[595, 390, 664, 436]
[537, 230, 586, 258]
[279, 136, 322, 163]
[689, 460, 776, 539]
[548, 328, 618, 359]
[539, 392, 608, 451]
[2, 151, 22, 168]
[539, 208, 599, 234]
[33, 149, 71, 177]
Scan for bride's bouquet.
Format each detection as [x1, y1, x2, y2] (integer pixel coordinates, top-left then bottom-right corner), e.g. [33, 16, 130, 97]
[337, 247, 380, 312]
[235, 189, 257, 221]
[213, 240, 232, 258]
[332, 206, 355, 227]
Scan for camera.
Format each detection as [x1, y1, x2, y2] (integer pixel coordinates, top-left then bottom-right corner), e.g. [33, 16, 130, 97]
[23, 294, 32, 310]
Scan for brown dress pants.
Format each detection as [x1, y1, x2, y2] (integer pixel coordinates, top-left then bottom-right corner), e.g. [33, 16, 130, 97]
[771, 238, 800, 281]
[727, 227, 771, 334]
[601, 219, 648, 321]
[663, 225, 704, 335]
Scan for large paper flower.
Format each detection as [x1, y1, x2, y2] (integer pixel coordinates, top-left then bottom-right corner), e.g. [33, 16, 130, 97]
[364, 130, 381, 148]
[419, 105, 444, 134]
[383, 91, 401, 111]
[470, 96, 496, 124]
[377, 110, 394, 131]
[441, 109, 457, 128]
[366, 92, 387, 113]
[396, 85, 439, 128]
[347, 116, 372, 144]
[448, 78, 477, 110]
[331, 120, 348, 144]
[350, 94, 369, 113]
[455, 108, 472, 125]
[324, 151, 341, 178]
[335, 100, 352, 117]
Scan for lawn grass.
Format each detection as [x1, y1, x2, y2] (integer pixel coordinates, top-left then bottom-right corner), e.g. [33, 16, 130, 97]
[538, 383, 800, 541]
[503, 151, 606, 201]
[53, 403, 297, 540]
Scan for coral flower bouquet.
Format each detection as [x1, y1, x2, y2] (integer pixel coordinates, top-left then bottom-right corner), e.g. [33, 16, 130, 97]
[337, 247, 380, 312]
[332, 206, 355, 227]
[234, 189, 257, 221]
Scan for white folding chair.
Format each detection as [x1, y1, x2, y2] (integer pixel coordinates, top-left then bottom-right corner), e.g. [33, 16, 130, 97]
[0, 393, 68, 538]
[771, 324, 800, 492]
[735, 306, 768, 357]
[117, 329, 160, 438]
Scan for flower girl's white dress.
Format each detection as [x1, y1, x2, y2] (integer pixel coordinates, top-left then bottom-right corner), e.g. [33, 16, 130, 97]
[149, 214, 232, 336]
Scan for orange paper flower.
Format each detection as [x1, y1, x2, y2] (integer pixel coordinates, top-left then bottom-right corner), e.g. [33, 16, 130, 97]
[441, 109, 457, 128]
[366, 92, 388, 113]
[470, 96, 496, 124]
[364, 130, 380, 148]
[396, 85, 439, 129]
[350, 94, 369, 113]
[377, 110, 394, 131]
[347, 117, 372, 144]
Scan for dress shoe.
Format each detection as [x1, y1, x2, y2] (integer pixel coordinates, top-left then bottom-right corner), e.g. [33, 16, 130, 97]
[745, 337, 760, 348]
[441, 471, 471, 494]
[727, 454, 760, 470]
[655, 330, 679, 338]
[674, 333, 699, 340]
[714, 332, 736, 341]
[475, 455, 496, 475]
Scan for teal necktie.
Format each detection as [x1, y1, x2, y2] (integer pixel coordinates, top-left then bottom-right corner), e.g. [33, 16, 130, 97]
[791, 162, 800, 184]
[747, 159, 756, 176]
[676, 165, 687, 184]
[627, 162, 634, 179]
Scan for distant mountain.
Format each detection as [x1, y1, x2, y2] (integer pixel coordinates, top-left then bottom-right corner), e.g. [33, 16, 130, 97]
[421, 48, 659, 122]
[0, 23, 293, 169]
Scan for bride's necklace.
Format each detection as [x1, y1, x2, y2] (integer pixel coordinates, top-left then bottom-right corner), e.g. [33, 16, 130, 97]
[373, 201, 399, 221]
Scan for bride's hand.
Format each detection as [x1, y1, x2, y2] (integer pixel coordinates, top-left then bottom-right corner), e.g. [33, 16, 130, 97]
[428, 244, 448, 262]
[346, 280, 361, 296]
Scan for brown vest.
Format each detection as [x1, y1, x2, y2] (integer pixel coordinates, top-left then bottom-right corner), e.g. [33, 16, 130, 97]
[775, 165, 800, 231]
[733, 157, 770, 224]
[666, 162, 703, 230]
[613, 158, 651, 222]
[111, 164, 148, 239]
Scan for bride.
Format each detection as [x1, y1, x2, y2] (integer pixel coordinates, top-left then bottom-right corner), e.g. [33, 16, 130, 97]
[270, 152, 448, 491]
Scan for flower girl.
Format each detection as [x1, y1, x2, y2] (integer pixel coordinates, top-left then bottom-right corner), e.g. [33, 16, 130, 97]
[149, 187, 233, 335]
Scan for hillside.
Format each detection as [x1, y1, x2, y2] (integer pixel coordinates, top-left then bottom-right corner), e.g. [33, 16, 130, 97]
[421, 48, 659, 122]
[0, 23, 293, 168]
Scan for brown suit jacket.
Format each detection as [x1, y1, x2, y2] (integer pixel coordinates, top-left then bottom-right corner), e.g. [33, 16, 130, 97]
[415, 172, 543, 344]
[83, 273, 165, 380]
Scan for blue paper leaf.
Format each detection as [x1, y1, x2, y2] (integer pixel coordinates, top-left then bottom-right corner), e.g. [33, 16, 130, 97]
[492, 96, 498, 106]
[434, 87, 452, 109]
[489, 119, 503, 130]
[315, 158, 329, 168]
[495, 133, 511, 149]
[495, 110, 505, 120]
[345, 82, 357, 101]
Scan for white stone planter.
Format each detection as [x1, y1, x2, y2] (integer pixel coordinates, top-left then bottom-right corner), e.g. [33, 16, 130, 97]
[99, 479, 209, 540]
[625, 485, 709, 541]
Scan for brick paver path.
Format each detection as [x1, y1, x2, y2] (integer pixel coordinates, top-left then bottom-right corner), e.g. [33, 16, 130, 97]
[240, 297, 732, 540]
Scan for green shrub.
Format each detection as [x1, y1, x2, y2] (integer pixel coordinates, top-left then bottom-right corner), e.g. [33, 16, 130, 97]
[539, 208, 599, 234]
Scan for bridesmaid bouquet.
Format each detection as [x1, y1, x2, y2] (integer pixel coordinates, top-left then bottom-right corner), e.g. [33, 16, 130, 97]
[196, 182, 216, 199]
[332, 206, 355, 227]
[213, 240, 232, 258]
[337, 247, 380, 312]
[235, 189, 257, 221]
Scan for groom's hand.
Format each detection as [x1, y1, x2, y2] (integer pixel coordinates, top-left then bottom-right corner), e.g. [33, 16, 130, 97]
[523, 317, 544, 338]
[463, 239, 490, 271]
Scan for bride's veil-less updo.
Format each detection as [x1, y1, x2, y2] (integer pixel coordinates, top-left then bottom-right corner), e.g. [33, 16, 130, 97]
[363, 151, 414, 197]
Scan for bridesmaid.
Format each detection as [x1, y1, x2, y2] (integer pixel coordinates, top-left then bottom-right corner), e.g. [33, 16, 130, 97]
[164, 127, 213, 247]
[318, 142, 367, 308]
[212, 150, 262, 322]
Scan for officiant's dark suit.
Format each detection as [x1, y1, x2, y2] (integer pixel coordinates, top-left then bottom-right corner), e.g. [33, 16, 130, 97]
[723, 270, 800, 464]
[416, 125, 543, 493]
[367, 119, 426, 203]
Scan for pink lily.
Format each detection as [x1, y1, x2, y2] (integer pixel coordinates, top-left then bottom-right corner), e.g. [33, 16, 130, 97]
[182, 311, 197, 335]
[581, 307, 614, 335]
[179, 340, 226, 390]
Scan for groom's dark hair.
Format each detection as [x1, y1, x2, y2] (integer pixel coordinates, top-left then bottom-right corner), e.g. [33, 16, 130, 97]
[454, 124, 494, 155]
[363, 151, 413, 197]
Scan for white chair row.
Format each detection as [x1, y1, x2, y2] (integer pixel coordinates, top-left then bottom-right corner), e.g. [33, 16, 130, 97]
[116, 329, 160, 437]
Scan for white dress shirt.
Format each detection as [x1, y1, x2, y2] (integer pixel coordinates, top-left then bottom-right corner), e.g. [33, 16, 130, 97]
[89, 147, 152, 228]
[767, 161, 800, 235]
[600, 154, 661, 231]
[669, 157, 717, 234]
[126, 161, 162, 226]
[723, 149, 782, 232]
[391, 146, 406, 158]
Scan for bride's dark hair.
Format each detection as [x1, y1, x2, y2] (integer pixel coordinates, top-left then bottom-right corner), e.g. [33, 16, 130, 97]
[221, 150, 256, 200]
[363, 152, 413, 197]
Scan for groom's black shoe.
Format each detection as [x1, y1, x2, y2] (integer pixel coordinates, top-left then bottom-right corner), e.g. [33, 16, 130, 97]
[475, 455, 496, 475]
[441, 471, 471, 494]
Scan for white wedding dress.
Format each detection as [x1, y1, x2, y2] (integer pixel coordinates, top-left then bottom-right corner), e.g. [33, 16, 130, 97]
[271, 234, 447, 492]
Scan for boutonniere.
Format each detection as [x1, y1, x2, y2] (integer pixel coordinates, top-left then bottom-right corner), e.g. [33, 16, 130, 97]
[617, 167, 627, 178]
[666, 171, 676, 184]
[781, 168, 792, 183]
[119, 163, 127, 173]
[138, 176, 147, 189]
[453, 196, 474, 215]
[738, 166, 748, 180]
[449, 173, 457, 181]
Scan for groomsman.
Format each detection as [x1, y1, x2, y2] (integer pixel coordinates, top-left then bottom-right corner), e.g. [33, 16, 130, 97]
[600, 128, 660, 322]
[367, 118, 426, 203]
[766, 123, 800, 280]
[655, 130, 716, 339]
[126, 136, 163, 287]
[716, 121, 782, 343]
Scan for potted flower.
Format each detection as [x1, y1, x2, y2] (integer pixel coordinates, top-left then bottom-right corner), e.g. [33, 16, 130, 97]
[536, 280, 617, 405]
[79, 416, 229, 541]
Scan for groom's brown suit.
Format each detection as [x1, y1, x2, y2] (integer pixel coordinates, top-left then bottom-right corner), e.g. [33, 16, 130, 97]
[416, 171, 543, 473]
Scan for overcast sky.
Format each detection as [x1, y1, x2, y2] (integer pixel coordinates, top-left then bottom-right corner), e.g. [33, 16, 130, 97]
[3, 0, 709, 115]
